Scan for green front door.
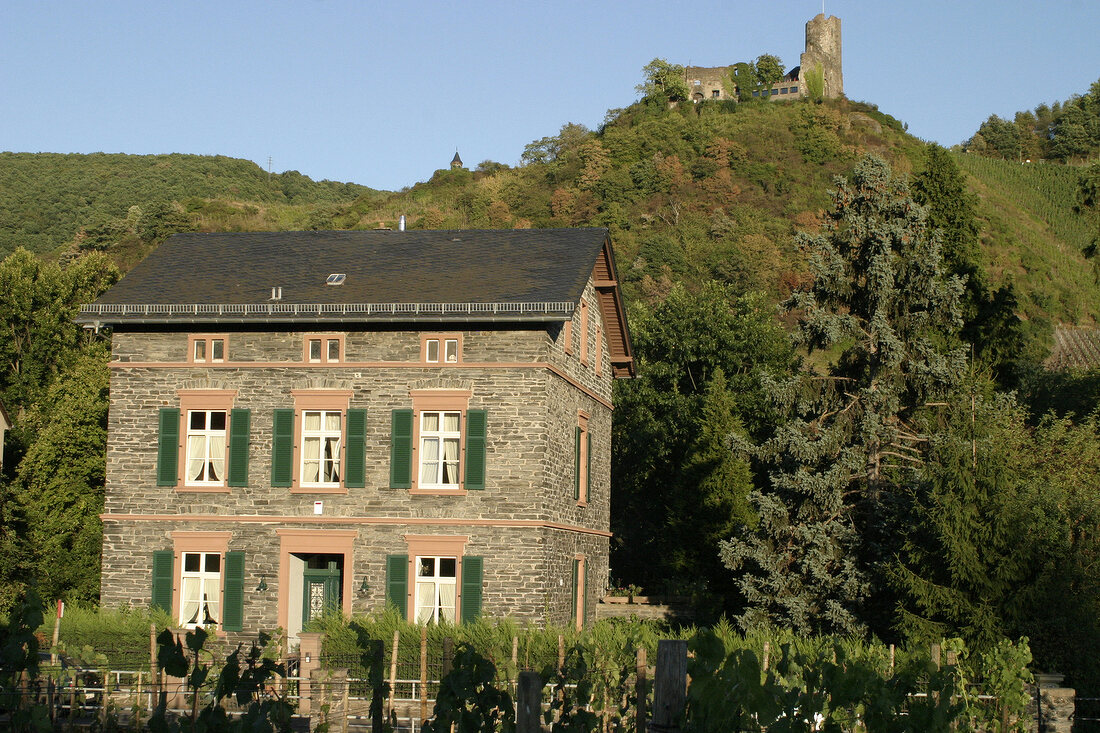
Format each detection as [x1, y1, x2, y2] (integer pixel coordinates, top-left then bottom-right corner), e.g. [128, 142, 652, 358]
[302, 557, 342, 624]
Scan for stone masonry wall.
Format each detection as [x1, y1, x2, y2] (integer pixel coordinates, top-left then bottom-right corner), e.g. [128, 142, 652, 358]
[102, 300, 615, 630]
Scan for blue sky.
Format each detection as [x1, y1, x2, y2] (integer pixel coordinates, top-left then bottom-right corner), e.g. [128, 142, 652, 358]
[2, 1, 1098, 192]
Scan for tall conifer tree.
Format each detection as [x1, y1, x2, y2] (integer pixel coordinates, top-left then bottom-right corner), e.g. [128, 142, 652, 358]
[720, 155, 966, 634]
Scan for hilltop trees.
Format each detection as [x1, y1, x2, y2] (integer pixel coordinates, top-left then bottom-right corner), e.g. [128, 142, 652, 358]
[637, 59, 690, 104]
[720, 155, 966, 634]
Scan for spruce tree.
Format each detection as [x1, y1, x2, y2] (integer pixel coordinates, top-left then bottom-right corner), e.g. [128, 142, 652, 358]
[889, 387, 1039, 650]
[720, 155, 966, 635]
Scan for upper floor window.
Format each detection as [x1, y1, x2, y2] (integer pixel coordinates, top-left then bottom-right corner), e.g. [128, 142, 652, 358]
[389, 389, 485, 494]
[422, 334, 461, 364]
[189, 335, 227, 363]
[272, 390, 364, 494]
[575, 413, 590, 504]
[186, 410, 226, 486]
[419, 411, 460, 487]
[305, 334, 344, 363]
[159, 389, 246, 492]
[579, 301, 589, 365]
[301, 410, 342, 487]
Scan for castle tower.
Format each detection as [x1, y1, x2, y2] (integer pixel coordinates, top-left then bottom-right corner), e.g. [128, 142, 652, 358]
[450, 150, 464, 169]
[800, 14, 843, 99]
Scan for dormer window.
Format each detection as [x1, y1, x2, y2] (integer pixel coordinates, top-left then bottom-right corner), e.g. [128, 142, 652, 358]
[189, 335, 227, 364]
[422, 334, 461, 364]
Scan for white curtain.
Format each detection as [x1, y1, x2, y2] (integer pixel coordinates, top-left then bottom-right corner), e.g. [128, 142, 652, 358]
[416, 582, 436, 623]
[439, 583, 457, 623]
[303, 437, 320, 483]
[209, 437, 225, 482]
[420, 438, 439, 484]
[180, 577, 201, 624]
[187, 436, 206, 482]
[442, 438, 459, 483]
[202, 577, 221, 624]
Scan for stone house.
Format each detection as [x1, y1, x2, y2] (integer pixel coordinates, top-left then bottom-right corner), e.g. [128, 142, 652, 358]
[79, 228, 633, 643]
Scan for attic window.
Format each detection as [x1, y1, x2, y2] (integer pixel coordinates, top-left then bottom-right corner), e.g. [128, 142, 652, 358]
[326, 274, 346, 286]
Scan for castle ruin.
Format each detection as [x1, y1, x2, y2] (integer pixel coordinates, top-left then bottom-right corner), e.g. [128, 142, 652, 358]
[683, 14, 842, 103]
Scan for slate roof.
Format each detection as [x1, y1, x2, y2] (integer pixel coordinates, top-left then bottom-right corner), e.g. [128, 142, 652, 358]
[79, 229, 612, 325]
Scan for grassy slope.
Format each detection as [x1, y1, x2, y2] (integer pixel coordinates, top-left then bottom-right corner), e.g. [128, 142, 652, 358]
[955, 153, 1097, 327]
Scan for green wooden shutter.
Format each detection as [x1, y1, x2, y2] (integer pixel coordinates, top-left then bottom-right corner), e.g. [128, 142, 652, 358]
[585, 429, 592, 499]
[389, 409, 413, 489]
[271, 409, 294, 488]
[461, 556, 483, 624]
[574, 426, 582, 500]
[222, 551, 245, 632]
[386, 554, 408, 619]
[571, 558, 580, 625]
[227, 409, 251, 487]
[157, 408, 180, 486]
[152, 550, 174, 614]
[579, 559, 587, 626]
[464, 409, 487, 490]
[345, 408, 367, 489]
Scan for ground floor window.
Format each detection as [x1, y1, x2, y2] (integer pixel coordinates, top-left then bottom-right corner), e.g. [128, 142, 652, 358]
[181, 551, 221, 628]
[415, 555, 457, 623]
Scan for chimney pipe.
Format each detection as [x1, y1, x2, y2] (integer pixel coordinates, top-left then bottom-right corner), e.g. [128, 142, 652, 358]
[399, 215, 406, 231]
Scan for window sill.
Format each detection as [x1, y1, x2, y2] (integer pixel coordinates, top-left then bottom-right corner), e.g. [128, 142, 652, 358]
[176, 485, 232, 493]
[290, 485, 348, 495]
[576, 499, 589, 508]
[410, 487, 469, 496]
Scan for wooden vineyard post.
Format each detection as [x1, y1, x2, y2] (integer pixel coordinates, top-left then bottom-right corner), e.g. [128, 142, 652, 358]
[650, 640, 687, 733]
[419, 625, 428, 725]
[511, 635, 519, 680]
[762, 641, 771, 673]
[635, 646, 647, 733]
[517, 671, 543, 733]
[889, 644, 895, 675]
[387, 630, 399, 719]
[100, 670, 111, 726]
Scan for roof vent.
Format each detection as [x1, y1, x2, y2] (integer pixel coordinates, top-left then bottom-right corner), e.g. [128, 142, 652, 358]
[326, 274, 346, 286]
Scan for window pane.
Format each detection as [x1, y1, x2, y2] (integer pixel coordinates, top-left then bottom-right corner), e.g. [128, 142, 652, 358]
[209, 411, 226, 431]
[309, 339, 321, 361]
[190, 411, 206, 429]
[443, 413, 459, 432]
[211, 339, 224, 360]
[194, 340, 206, 361]
[184, 553, 200, 572]
[325, 412, 341, 432]
[303, 437, 320, 461]
[444, 339, 458, 362]
[205, 554, 220, 572]
[426, 339, 439, 362]
[422, 413, 439, 432]
[328, 339, 340, 361]
[439, 558, 456, 577]
[418, 557, 435, 577]
[304, 412, 321, 431]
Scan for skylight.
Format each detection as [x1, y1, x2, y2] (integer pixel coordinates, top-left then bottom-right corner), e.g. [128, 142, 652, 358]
[326, 273, 346, 286]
